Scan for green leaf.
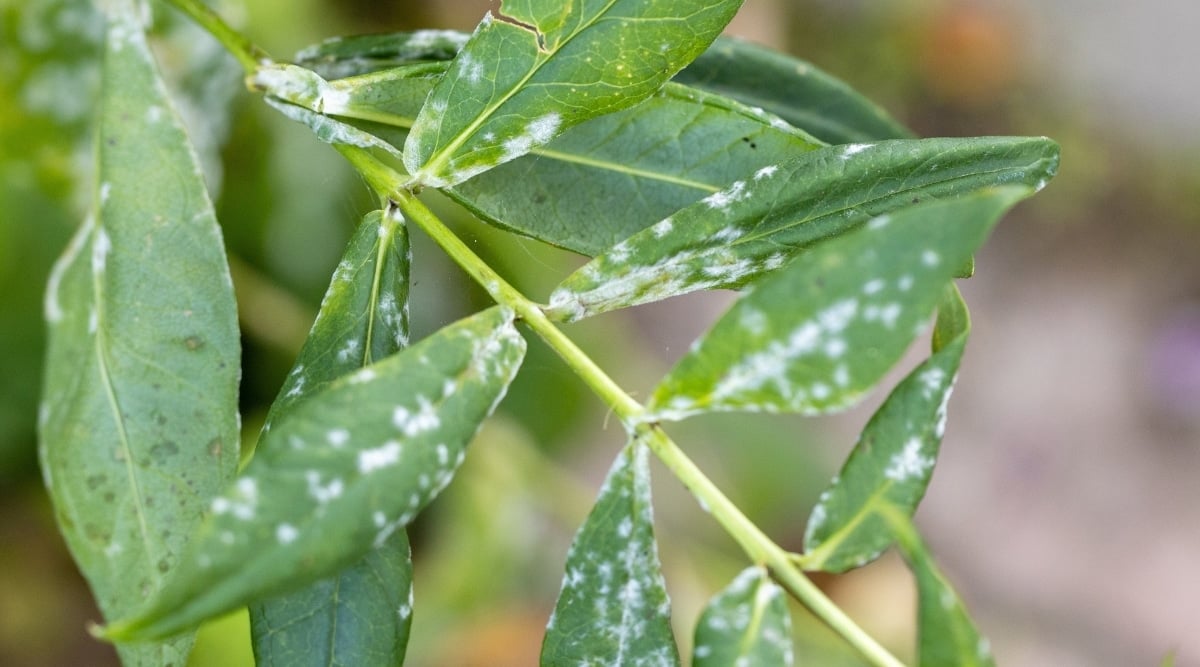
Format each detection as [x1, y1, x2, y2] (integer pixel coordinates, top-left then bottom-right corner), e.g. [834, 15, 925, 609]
[799, 286, 970, 573]
[692, 567, 793, 667]
[676, 37, 914, 145]
[103, 307, 526, 641]
[547, 136, 1059, 322]
[542, 440, 680, 666]
[647, 187, 1031, 422]
[37, 4, 240, 665]
[889, 512, 995, 667]
[402, 0, 745, 187]
[250, 209, 414, 666]
[295, 30, 471, 79]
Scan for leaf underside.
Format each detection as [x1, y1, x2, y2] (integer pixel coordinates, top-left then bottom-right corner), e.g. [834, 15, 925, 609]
[38, 3, 240, 664]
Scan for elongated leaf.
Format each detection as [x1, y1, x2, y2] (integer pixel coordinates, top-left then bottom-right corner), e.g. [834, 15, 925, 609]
[542, 441, 680, 666]
[888, 512, 995, 667]
[250, 209, 414, 666]
[37, 4, 240, 664]
[676, 37, 913, 145]
[547, 136, 1059, 322]
[800, 285, 969, 573]
[647, 187, 1031, 422]
[692, 567, 793, 667]
[296, 30, 471, 79]
[103, 307, 526, 641]
[403, 0, 745, 187]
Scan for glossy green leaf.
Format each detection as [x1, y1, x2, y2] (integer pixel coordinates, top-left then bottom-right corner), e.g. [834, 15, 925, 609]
[542, 440, 680, 666]
[647, 187, 1031, 422]
[691, 567, 793, 667]
[37, 3, 240, 664]
[547, 136, 1059, 322]
[103, 307, 526, 641]
[889, 512, 995, 667]
[295, 30, 471, 79]
[676, 36, 913, 145]
[250, 209, 414, 666]
[402, 0, 745, 187]
[799, 285, 969, 573]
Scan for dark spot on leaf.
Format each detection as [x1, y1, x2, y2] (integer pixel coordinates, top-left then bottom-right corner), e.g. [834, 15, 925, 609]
[532, 191, 547, 204]
[741, 136, 750, 143]
[103, 492, 115, 503]
[86, 474, 106, 490]
[157, 558, 170, 573]
[912, 197, 920, 204]
[184, 335, 204, 351]
[151, 440, 180, 460]
[749, 142, 757, 149]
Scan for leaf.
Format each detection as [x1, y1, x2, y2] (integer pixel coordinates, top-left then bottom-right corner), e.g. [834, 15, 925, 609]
[295, 30, 472, 79]
[799, 285, 969, 573]
[250, 209, 414, 666]
[547, 136, 1059, 322]
[102, 306, 526, 641]
[402, 0, 745, 187]
[646, 187, 1031, 422]
[889, 512, 995, 667]
[675, 36, 914, 145]
[37, 3, 240, 664]
[542, 440, 680, 666]
[691, 567, 793, 667]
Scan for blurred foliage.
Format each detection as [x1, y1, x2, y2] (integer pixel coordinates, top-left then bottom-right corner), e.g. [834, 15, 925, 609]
[4, 0, 1198, 666]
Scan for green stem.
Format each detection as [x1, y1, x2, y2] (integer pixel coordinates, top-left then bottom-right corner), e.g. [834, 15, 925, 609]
[333, 147, 906, 667]
[162, 0, 269, 73]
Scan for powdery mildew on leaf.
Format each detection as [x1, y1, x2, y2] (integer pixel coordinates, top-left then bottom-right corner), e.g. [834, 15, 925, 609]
[692, 566, 793, 667]
[542, 441, 681, 667]
[104, 308, 525, 641]
[548, 137, 1060, 322]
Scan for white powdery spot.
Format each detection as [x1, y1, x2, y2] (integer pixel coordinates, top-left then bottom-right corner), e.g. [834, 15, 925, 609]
[884, 437, 934, 482]
[841, 143, 874, 157]
[862, 278, 885, 295]
[878, 302, 903, 329]
[617, 516, 633, 538]
[436, 443, 450, 466]
[918, 367, 947, 398]
[318, 84, 352, 114]
[921, 250, 941, 267]
[326, 428, 350, 448]
[805, 502, 828, 542]
[457, 52, 484, 84]
[393, 396, 440, 437]
[711, 226, 744, 243]
[306, 471, 344, 503]
[833, 364, 851, 387]
[349, 367, 377, 384]
[99, 182, 111, 204]
[817, 299, 859, 333]
[358, 441, 402, 474]
[336, 338, 361, 362]
[754, 165, 778, 180]
[740, 307, 767, 336]
[104, 542, 123, 557]
[276, 523, 299, 544]
[285, 376, 306, 398]
[897, 274, 914, 291]
[651, 218, 673, 238]
[145, 105, 163, 124]
[824, 338, 847, 359]
[91, 227, 111, 276]
[867, 214, 891, 230]
[703, 180, 747, 212]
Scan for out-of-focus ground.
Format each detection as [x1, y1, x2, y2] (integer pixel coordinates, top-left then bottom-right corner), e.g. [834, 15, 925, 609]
[2, 1, 1198, 666]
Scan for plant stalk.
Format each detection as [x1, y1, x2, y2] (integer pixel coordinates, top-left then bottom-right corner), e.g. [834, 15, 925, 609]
[162, 0, 268, 73]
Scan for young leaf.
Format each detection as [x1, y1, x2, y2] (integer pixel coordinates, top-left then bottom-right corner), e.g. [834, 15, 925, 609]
[102, 307, 526, 641]
[542, 440, 681, 666]
[38, 4, 240, 664]
[800, 285, 970, 573]
[547, 136, 1059, 322]
[646, 187, 1031, 422]
[250, 209, 414, 666]
[296, 30, 471, 79]
[676, 37, 914, 145]
[402, 0, 745, 188]
[692, 567, 793, 667]
[889, 512, 995, 667]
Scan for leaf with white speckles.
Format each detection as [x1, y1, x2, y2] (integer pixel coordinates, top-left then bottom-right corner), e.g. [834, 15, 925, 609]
[647, 187, 1030, 421]
[691, 567, 793, 667]
[102, 307, 525, 641]
[888, 512, 996, 667]
[799, 285, 969, 573]
[37, 3, 240, 664]
[547, 136, 1059, 322]
[676, 36, 913, 145]
[250, 208, 414, 667]
[295, 30, 471, 79]
[402, 0, 745, 188]
[542, 440, 681, 666]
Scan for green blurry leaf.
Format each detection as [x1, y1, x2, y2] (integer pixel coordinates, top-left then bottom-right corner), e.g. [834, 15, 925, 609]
[402, 0, 745, 187]
[692, 566, 793, 667]
[542, 440, 680, 666]
[800, 285, 969, 573]
[547, 136, 1059, 321]
[676, 37, 914, 145]
[889, 511, 995, 667]
[250, 209, 414, 666]
[104, 307, 526, 641]
[647, 187, 1031, 421]
[37, 3, 240, 664]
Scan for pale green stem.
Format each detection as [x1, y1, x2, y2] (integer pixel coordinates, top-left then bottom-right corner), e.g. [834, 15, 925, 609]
[333, 147, 906, 667]
[162, 0, 269, 73]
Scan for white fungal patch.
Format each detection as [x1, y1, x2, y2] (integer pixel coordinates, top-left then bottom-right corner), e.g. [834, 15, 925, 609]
[99, 182, 111, 204]
[436, 443, 450, 466]
[91, 227, 111, 276]
[501, 112, 562, 161]
[336, 338, 361, 362]
[753, 165, 778, 180]
[145, 105, 163, 123]
[918, 367, 947, 398]
[702, 180, 747, 212]
[884, 437, 934, 482]
[285, 376, 306, 398]
[651, 218, 673, 238]
[862, 278, 885, 295]
[393, 396, 440, 437]
[326, 428, 350, 448]
[897, 274, 914, 291]
[841, 143, 874, 157]
[104, 542, 123, 557]
[349, 367, 377, 384]
[457, 52, 484, 84]
[824, 338, 847, 358]
[833, 364, 851, 387]
[867, 214, 891, 230]
[358, 441, 402, 474]
[878, 302, 902, 328]
[921, 250, 941, 267]
[740, 307, 767, 335]
[306, 471, 344, 504]
[276, 523, 299, 544]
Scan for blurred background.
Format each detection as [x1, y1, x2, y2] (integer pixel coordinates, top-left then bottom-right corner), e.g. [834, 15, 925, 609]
[2, 0, 1197, 665]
